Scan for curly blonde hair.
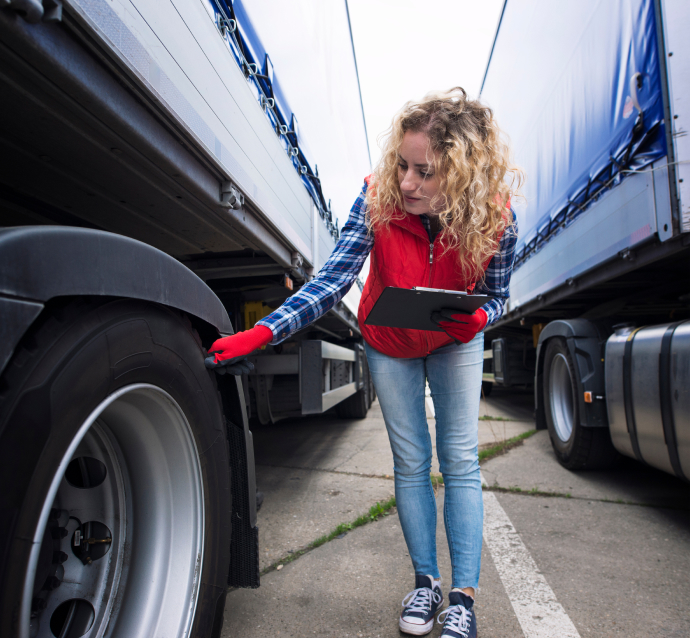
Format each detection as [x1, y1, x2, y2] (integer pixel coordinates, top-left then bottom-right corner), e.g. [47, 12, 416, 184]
[366, 87, 523, 280]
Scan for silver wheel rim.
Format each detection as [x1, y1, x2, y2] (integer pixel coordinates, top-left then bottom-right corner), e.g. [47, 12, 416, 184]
[549, 354, 575, 443]
[21, 384, 204, 638]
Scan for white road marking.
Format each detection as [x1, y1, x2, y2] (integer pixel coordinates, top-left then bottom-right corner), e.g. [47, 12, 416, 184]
[425, 382, 435, 417]
[483, 491, 581, 638]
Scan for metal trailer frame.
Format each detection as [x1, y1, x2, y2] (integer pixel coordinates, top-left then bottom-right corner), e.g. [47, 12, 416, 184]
[0, 0, 358, 281]
[245, 340, 363, 424]
[63, 0, 325, 269]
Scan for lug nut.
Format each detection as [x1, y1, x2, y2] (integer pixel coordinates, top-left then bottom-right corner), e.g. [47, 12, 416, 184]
[44, 576, 61, 591]
[31, 597, 47, 612]
[50, 526, 68, 540]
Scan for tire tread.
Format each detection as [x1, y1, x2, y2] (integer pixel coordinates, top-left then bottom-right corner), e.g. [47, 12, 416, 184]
[544, 338, 619, 470]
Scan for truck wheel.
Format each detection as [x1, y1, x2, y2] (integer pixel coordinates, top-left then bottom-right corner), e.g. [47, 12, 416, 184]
[0, 299, 231, 638]
[543, 338, 617, 469]
[337, 354, 371, 419]
[368, 364, 376, 407]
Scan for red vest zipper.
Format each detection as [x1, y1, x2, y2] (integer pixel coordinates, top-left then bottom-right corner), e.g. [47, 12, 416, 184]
[425, 239, 437, 355]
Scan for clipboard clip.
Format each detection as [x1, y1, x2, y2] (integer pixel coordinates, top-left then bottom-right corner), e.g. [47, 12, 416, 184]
[413, 286, 467, 295]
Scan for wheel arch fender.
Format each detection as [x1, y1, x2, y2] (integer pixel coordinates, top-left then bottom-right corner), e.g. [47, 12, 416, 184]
[0, 229, 261, 589]
[535, 319, 609, 431]
[0, 226, 234, 376]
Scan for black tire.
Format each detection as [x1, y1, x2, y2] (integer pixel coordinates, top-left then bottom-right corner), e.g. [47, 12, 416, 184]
[481, 381, 493, 398]
[543, 337, 618, 470]
[368, 365, 376, 406]
[0, 298, 231, 638]
[336, 351, 371, 419]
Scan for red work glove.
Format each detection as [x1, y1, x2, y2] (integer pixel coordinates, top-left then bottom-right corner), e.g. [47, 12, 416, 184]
[436, 308, 488, 344]
[208, 325, 273, 364]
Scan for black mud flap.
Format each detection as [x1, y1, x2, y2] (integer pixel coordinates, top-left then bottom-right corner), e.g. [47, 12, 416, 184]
[226, 419, 260, 588]
[217, 374, 260, 589]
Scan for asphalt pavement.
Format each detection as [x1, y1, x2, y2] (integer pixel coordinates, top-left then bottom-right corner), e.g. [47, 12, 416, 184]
[222, 387, 690, 637]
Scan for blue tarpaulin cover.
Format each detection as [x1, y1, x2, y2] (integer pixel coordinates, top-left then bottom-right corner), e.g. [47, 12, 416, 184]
[481, 0, 666, 266]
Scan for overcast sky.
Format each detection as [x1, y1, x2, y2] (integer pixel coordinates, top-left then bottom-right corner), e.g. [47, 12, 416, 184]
[347, 0, 505, 167]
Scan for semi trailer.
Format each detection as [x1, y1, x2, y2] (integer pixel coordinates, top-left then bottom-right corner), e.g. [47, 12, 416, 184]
[481, 0, 690, 478]
[0, 1, 371, 637]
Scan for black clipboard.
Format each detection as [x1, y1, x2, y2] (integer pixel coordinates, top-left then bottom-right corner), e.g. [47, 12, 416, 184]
[364, 286, 492, 332]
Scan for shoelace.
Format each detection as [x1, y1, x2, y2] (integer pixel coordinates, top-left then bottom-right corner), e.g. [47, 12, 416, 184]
[438, 604, 472, 636]
[401, 587, 441, 616]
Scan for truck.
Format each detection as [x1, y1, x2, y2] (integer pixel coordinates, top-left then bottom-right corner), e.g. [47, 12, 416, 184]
[0, 1, 371, 636]
[480, 0, 689, 479]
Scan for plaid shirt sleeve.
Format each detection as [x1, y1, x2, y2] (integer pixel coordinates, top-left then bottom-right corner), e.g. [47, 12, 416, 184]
[475, 209, 518, 327]
[256, 184, 373, 344]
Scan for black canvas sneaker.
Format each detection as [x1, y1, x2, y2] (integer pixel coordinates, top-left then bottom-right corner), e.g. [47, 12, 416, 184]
[399, 574, 443, 635]
[438, 590, 477, 638]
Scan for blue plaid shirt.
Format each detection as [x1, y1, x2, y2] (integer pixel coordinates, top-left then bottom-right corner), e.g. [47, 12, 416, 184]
[258, 183, 518, 344]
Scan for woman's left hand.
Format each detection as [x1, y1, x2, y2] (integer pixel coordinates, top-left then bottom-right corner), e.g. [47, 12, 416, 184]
[436, 308, 488, 344]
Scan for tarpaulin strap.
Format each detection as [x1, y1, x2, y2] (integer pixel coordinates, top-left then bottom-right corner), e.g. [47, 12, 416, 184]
[659, 322, 687, 481]
[623, 327, 645, 463]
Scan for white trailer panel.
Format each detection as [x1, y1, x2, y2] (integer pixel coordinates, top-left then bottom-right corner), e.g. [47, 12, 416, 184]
[66, 0, 357, 266]
[662, 0, 690, 231]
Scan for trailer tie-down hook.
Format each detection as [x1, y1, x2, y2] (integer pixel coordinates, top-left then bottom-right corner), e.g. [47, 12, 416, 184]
[220, 181, 244, 209]
[218, 16, 236, 37]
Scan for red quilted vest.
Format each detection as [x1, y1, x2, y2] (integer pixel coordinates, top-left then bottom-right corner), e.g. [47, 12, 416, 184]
[358, 182, 507, 359]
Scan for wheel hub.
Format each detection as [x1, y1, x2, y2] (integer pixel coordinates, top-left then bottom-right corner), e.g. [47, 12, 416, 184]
[22, 385, 204, 638]
[549, 353, 575, 443]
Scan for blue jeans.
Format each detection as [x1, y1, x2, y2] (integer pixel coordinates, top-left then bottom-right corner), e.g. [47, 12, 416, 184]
[365, 336, 484, 589]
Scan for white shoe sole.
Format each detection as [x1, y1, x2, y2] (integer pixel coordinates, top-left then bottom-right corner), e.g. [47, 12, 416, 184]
[399, 616, 434, 636]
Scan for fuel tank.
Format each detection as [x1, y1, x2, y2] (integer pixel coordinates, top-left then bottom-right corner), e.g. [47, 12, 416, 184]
[605, 321, 690, 479]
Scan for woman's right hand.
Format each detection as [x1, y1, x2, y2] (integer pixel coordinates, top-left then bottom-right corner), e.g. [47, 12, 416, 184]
[206, 324, 273, 367]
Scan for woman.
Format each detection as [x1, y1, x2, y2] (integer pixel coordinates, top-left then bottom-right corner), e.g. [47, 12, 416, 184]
[209, 87, 521, 638]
